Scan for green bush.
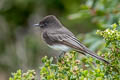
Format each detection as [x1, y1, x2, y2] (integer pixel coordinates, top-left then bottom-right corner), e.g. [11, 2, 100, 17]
[9, 70, 36, 80]
[9, 22, 120, 80]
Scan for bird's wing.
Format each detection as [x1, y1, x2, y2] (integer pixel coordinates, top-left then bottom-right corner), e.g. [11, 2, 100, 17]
[43, 31, 86, 51]
[43, 31, 109, 64]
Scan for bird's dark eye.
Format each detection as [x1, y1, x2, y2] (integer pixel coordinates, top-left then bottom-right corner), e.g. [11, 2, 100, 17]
[44, 22, 47, 26]
[40, 22, 48, 28]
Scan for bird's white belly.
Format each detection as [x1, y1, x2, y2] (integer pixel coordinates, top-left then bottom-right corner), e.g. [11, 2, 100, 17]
[48, 44, 70, 51]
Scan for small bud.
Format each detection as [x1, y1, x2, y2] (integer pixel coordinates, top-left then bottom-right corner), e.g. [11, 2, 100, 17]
[75, 60, 80, 64]
[73, 66, 78, 72]
[61, 61, 64, 64]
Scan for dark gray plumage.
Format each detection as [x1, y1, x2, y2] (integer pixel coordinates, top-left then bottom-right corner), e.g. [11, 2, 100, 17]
[35, 15, 109, 64]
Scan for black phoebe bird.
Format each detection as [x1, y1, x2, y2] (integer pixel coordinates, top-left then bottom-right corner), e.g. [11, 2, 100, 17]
[34, 15, 109, 64]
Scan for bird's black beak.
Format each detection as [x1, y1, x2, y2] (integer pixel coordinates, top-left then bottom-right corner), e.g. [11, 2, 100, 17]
[34, 23, 40, 27]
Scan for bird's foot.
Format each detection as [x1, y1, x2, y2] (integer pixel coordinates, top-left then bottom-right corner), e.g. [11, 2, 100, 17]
[58, 51, 66, 61]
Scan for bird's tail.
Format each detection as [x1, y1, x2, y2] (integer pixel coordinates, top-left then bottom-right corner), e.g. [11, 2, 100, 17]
[77, 47, 110, 64]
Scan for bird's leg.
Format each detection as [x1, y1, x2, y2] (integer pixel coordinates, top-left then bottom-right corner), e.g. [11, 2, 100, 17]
[59, 51, 66, 58]
[57, 51, 66, 62]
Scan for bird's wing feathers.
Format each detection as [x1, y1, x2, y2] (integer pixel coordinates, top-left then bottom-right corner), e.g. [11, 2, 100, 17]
[43, 30, 85, 51]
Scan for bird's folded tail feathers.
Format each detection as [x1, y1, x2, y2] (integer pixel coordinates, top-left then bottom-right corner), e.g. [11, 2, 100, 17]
[77, 48, 110, 64]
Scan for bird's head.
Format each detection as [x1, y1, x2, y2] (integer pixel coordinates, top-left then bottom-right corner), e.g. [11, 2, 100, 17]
[34, 15, 62, 30]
